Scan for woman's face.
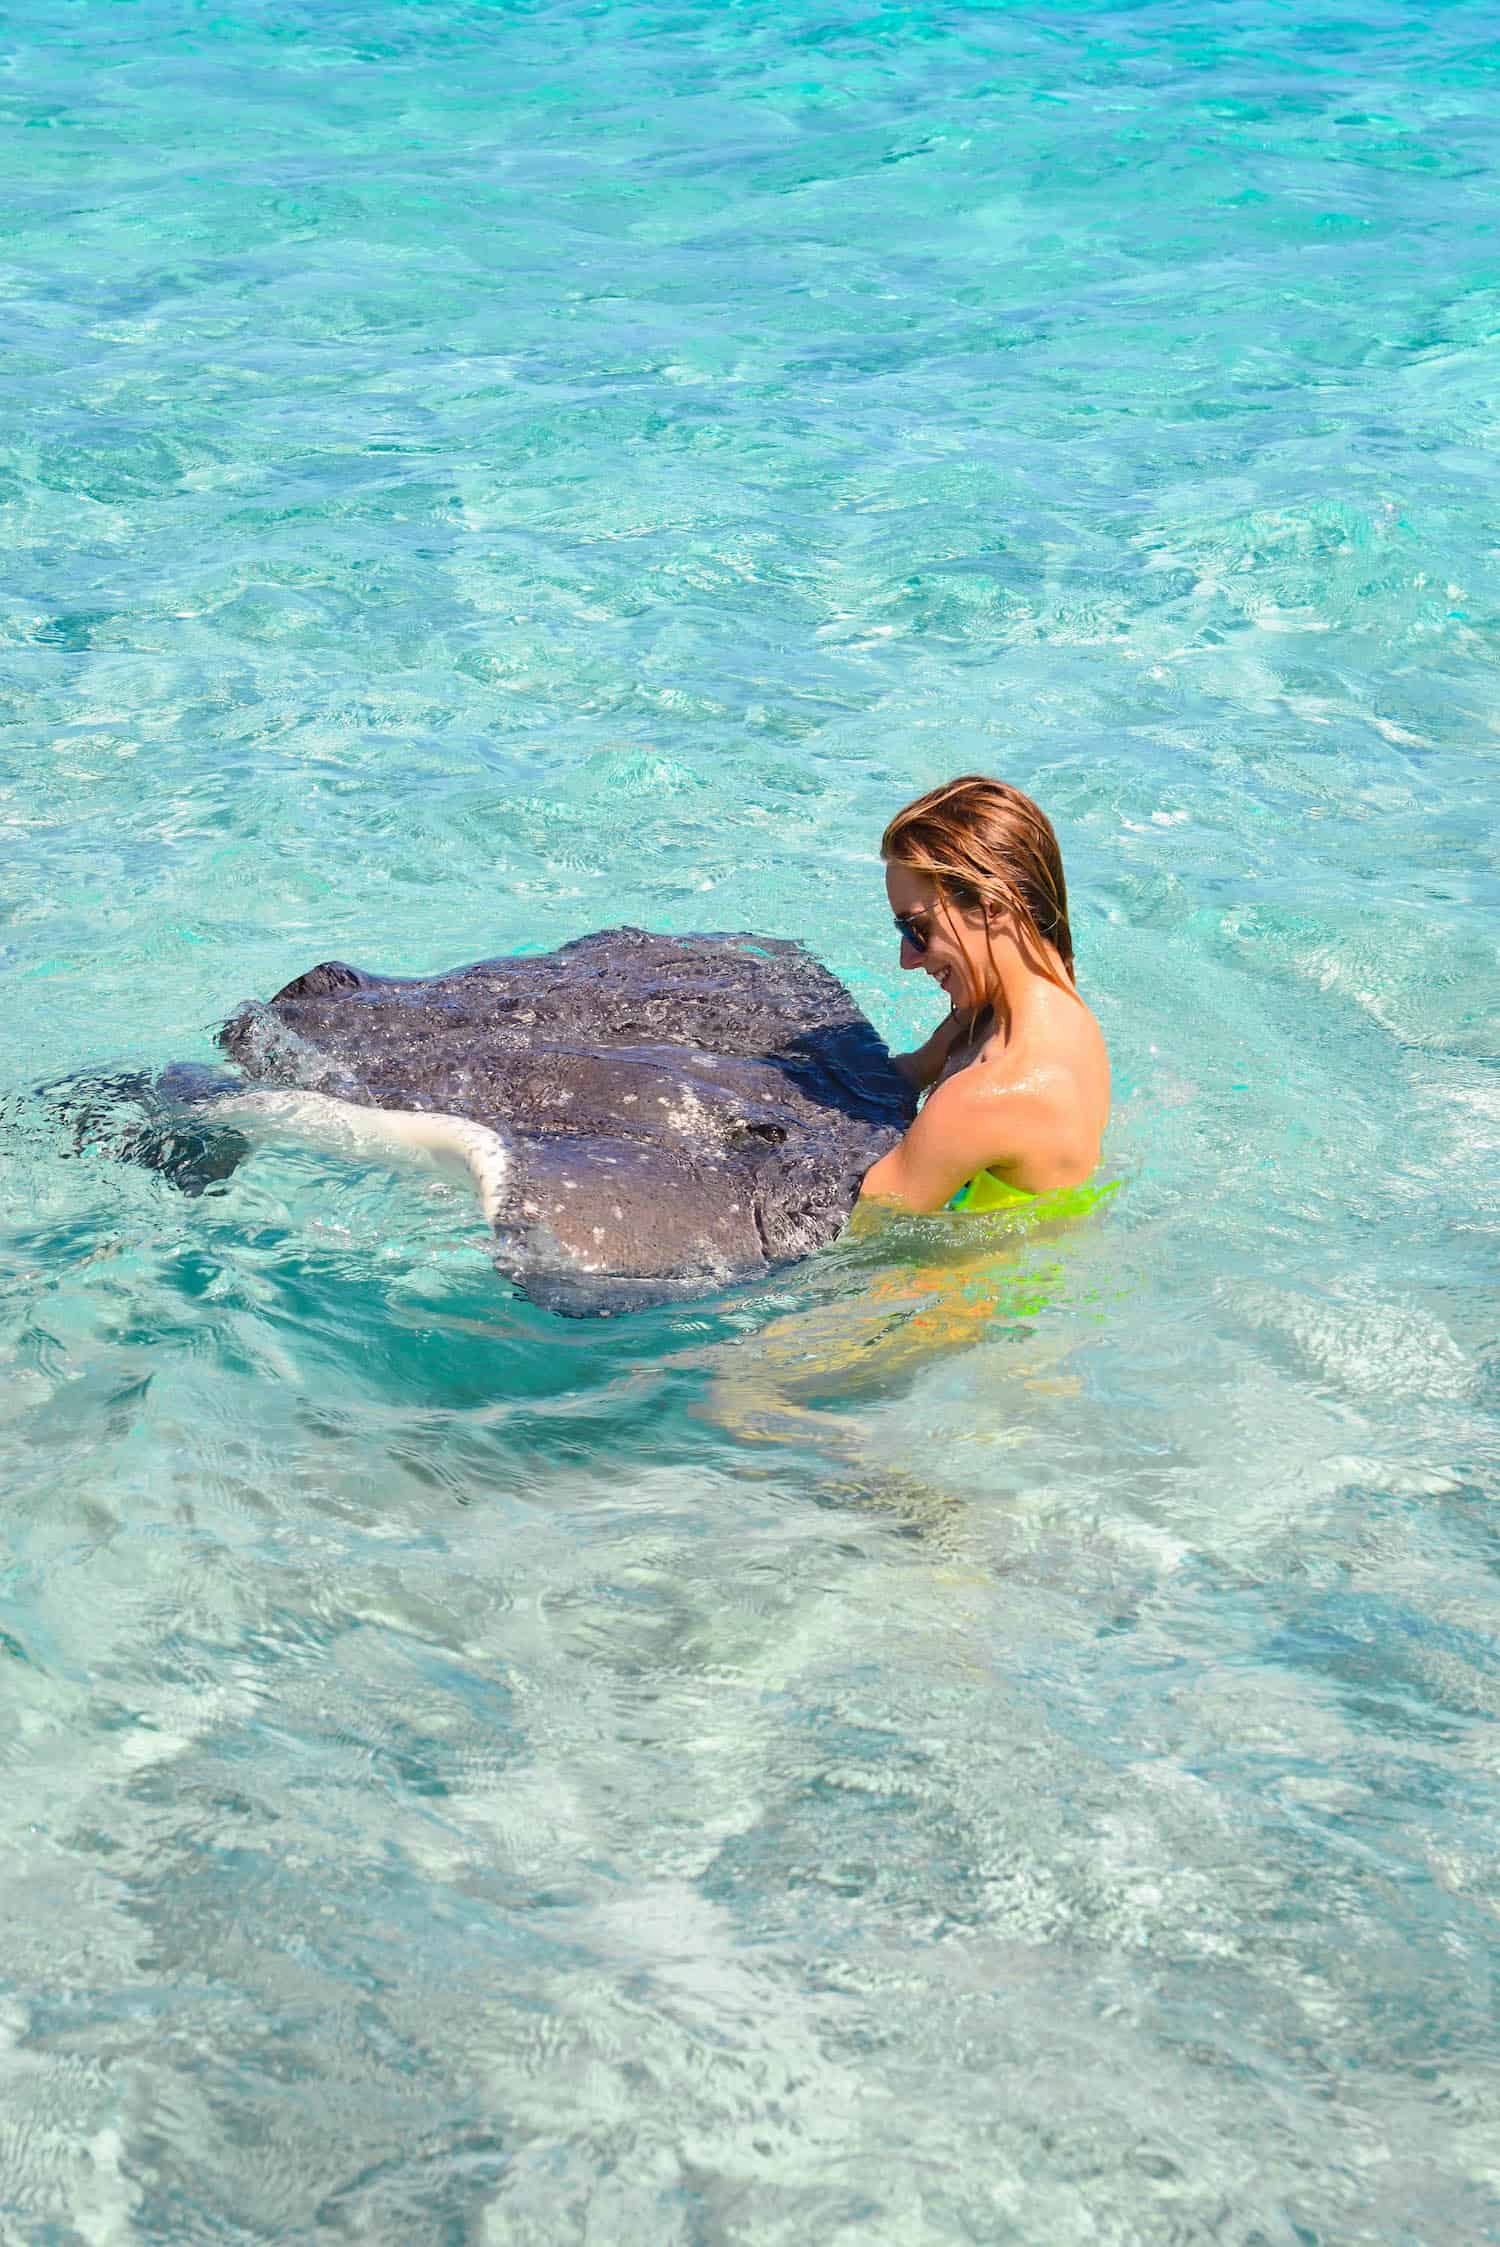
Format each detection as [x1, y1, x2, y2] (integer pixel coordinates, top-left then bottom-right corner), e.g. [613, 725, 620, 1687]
[884, 861, 995, 1011]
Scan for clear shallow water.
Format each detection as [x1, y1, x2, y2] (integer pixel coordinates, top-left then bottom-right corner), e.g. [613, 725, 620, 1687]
[3, 0, 1499, 2236]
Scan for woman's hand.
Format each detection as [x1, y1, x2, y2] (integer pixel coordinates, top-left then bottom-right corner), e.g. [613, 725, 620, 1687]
[889, 1005, 973, 1092]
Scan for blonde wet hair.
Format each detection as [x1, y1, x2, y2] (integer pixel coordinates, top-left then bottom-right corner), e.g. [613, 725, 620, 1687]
[881, 773, 1076, 991]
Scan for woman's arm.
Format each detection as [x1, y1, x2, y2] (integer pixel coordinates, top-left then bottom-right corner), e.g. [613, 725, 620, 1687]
[860, 1068, 1033, 1214]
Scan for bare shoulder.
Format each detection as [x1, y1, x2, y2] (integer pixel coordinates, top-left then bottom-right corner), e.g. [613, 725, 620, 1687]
[964, 1002, 1109, 1184]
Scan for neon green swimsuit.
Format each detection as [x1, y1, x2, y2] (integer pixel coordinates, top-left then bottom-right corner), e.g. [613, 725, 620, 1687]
[948, 1168, 1116, 1219]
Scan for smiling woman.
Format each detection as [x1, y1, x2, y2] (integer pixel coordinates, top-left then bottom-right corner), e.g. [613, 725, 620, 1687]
[861, 776, 1112, 1215]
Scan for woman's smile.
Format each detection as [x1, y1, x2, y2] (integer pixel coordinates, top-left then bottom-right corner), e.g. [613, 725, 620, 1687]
[887, 865, 986, 1012]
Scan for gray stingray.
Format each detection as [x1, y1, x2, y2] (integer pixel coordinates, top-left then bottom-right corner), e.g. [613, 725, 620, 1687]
[207, 928, 916, 1313]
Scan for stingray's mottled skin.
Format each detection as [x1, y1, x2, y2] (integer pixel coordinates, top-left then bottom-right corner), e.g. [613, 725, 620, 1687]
[217, 928, 916, 1312]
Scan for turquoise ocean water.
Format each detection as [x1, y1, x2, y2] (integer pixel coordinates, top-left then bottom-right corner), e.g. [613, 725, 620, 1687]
[3, 1, 1499, 2236]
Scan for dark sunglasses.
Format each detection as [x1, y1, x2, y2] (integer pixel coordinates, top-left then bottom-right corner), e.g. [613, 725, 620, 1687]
[893, 911, 930, 955]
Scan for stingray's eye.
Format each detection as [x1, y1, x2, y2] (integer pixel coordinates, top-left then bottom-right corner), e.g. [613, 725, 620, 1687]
[729, 1118, 788, 1148]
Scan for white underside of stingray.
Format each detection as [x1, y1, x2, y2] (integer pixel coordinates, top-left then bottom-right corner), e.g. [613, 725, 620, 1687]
[212, 1088, 515, 1231]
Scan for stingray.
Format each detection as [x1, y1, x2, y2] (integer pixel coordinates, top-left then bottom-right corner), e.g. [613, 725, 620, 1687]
[83, 929, 916, 1314]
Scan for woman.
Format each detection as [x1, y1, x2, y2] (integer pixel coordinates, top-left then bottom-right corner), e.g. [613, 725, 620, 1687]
[703, 777, 1112, 1442]
[860, 775, 1110, 1216]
